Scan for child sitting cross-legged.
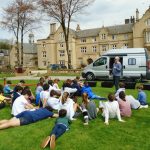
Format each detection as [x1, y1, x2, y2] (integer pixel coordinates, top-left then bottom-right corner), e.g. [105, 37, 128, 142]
[99, 93, 125, 125]
[41, 109, 71, 150]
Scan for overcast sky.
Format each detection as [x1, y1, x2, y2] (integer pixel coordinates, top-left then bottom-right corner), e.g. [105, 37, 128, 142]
[0, 0, 149, 42]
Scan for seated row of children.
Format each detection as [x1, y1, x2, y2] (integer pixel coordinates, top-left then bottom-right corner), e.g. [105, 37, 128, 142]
[0, 77, 149, 149]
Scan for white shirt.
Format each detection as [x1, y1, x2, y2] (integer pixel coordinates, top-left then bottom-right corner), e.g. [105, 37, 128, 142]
[115, 88, 125, 100]
[40, 90, 49, 105]
[47, 97, 60, 110]
[125, 95, 140, 109]
[59, 98, 75, 120]
[49, 85, 61, 94]
[11, 95, 29, 116]
[102, 101, 122, 123]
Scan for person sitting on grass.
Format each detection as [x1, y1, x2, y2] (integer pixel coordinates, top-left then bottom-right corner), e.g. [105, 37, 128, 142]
[0, 106, 57, 130]
[115, 82, 125, 100]
[137, 85, 148, 108]
[80, 93, 97, 125]
[59, 92, 78, 120]
[118, 91, 132, 117]
[3, 80, 13, 97]
[41, 109, 71, 150]
[12, 86, 23, 104]
[11, 89, 35, 116]
[99, 93, 125, 125]
[81, 81, 107, 100]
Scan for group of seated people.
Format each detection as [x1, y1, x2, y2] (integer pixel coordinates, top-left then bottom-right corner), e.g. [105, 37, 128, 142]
[0, 76, 149, 149]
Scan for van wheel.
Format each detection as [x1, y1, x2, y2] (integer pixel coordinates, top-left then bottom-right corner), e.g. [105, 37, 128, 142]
[86, 73, 95, 81]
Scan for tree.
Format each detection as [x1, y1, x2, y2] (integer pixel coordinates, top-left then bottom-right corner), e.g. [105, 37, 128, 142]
[1, 0, 39, 66]
[38, 0, 95, 69]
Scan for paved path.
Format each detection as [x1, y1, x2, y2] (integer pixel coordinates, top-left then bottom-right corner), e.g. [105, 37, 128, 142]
[1, 76, 77, 81]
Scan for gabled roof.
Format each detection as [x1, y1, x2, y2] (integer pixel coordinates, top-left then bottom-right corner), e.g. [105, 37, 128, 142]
[75, 23, 133, 38]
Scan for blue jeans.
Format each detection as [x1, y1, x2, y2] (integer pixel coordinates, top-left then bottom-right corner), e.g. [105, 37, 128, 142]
[90, 95, 107, 100]
[113, 76, 120, 91]
[50, 124, 67, 139]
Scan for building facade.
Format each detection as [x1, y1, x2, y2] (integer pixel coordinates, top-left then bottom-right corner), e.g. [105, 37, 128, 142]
[37, 7, 150, 69]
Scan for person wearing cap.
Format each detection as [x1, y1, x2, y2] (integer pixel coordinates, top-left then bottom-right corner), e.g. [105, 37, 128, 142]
[3, 80, 13, 97]
[112, 56, 122, 91]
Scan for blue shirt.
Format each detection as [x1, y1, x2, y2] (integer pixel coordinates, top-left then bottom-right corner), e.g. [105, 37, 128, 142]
[16, 108, 54, 122]
[81, 86, 94, 98]
[137, 91, 147, 105]
[3, 85, 12, 94]
[112, 62, 122, 76]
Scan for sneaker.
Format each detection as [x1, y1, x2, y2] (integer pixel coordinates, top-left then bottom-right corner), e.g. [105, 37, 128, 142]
[83, 118, 89, 125]
[83, 122, 89, 125]
[140, 105, 149, 109]
[41, 136, 50, 148]
[50, 134, 56, 150]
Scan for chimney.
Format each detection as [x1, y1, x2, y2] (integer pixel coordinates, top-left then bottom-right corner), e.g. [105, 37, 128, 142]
[136, 9, 139, 22]
[50, 23, 56, 35]
[125, 19, 130, 24]
[76, 24, 81, 31]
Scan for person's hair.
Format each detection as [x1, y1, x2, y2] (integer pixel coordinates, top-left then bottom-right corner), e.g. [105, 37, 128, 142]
[119, 91, 126, 101]
[43, 83, 49, 91]
[82, 92, 89, 107]
[59, 109, 67, 118]
[0, 90, 3, 94]
[50, 90, 56, 97]
[84, 81, 88, 85]
[45, 106, 53, 112]
[72, 79, 77, 85]
[61, 92, 69, 104]
[137, 85, 143, 90]
[23, 86, 30, 90]
[115, 56, 120, 61]
[76, 76, 80, 80]
[20, 80, 25, 84]
[119, 82, 125, 88]
[54, 78, 60, 83]
[7, 80, 12, 84]
[48, 80, 53, 86]
[39, 77, 45, 82]
[15, 86, 23, 92]
[108, 93, 115, 102]
[22, 89, 31, 96]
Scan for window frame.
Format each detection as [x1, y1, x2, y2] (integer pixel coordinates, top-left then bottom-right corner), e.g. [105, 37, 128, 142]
[128, 58, 136, 65]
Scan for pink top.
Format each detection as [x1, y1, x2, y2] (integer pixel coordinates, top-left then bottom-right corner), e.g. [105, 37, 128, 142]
[118, 99, 132, 117]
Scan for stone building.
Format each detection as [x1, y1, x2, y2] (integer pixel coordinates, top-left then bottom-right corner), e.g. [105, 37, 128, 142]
[37, 7, 150, 69]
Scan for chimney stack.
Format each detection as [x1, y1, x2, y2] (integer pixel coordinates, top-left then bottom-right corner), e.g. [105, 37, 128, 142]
[50, 23, 56, 35]
[136, 9, 139, 22]
[76, 24, 81, 31]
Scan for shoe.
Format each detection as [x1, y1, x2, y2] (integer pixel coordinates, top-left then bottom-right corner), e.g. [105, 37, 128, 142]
[140, 105, 149, 109]
[83, 122, 89, 125]
[41, 136, 50, 148]
[83, 118, 89, 125]
[50, 134, 56, 150]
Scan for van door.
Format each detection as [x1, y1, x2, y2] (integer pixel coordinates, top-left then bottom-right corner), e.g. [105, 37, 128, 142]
[92, 57, 109, 78]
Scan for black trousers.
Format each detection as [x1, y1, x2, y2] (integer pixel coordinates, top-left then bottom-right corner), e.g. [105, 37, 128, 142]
[113, 76, 120, 91]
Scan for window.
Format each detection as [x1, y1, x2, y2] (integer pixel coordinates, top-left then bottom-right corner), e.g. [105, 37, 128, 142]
[145, 32, 150, 43]
[43, 61, 46, 66]
[59, 50, 65, 57]
[128, 58, 136, 65]
[59, 32, 64, 40]
[124, 43, 128, 48]
[101, 34, 106, 39]
[93, 57, 107, 66]
[102, 45, 107, 51]
[42, 43, 46, 48]
[112, 35, 117, 40]
[60, 60, 65, 65]
[42, 51, 46, 57]
[80, 47, 87, 53]
[112, 44, 117, 49]
[124, 34, 128, 40]
[92, 46, 97, 52]
[60, 43, 63, 47]
[92, 37, 96, 42]
[81, 38, 86, 43]
[145, 18, 150, 26]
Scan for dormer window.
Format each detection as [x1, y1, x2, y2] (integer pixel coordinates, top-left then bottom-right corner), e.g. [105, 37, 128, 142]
[81, 38, 86, 43]
[101, 34, 106, 39]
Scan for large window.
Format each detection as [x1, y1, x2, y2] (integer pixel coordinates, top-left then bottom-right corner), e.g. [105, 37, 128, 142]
[92, 46, 97, 52]
[145, 18, 150, 26]
[101, 34, 106, 39]
[60, 60, 65, 65]
[128, 58, 136, 65]
[80, 47, 87, 53]
[145, 32, 150, 43]
[93, 57, 107, 66]
[42, 51, 46, 57]
[112, 44, 117, 49]
[112, 35, 117, 40]
[102, 45, 107, 51]
[81, 38, 86, 43]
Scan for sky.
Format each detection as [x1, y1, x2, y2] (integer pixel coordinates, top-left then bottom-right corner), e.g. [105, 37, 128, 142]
[0, 0, 149, 43]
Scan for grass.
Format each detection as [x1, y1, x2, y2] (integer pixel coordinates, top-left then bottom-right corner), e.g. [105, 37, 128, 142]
[0, 80, 150, 150]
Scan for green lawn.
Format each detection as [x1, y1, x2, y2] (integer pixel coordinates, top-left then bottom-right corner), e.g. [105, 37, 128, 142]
[0, 80, 150, 150]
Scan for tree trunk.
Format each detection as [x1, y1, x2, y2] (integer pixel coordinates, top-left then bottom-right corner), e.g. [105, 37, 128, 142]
[21, 27, 24, 66]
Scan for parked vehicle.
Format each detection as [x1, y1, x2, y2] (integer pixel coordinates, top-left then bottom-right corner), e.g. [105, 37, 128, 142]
[82, 48, 150, 81]
[49, 64, 67, 70]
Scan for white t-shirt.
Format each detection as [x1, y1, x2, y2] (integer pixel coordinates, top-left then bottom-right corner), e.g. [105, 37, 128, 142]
[11, 95, 29, 116]
[40, 90, 49, 105]
[47, 97, 60, 110]
[115, 88, 125, 100]
[59, 98, 75, 120]
[102, 101, 122, 123]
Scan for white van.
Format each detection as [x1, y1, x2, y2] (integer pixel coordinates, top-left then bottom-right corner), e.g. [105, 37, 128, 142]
[82, 48, 150, 81]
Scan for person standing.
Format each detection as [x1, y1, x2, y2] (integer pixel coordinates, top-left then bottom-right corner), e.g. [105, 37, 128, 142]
[112, 56, 122, 91]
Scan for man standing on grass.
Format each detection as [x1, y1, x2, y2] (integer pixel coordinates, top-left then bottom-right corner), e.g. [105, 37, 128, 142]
[112, 56, 122, 91]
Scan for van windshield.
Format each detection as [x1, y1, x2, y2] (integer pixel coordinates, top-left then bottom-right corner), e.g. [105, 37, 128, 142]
[93, 57, 107, 66]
